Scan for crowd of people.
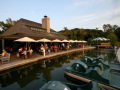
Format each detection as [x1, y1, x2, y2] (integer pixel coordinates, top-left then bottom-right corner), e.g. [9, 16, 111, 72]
[38, 43, 66, 55]
[38, 43, 86, 56]
[0, 43, 86, 60]
[17, 46, 33, 59]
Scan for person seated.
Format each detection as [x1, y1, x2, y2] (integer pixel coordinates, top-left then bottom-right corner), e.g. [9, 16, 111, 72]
[18, 47, 23, 58]
[22, 49, 27, 59]
[66, 44, 69, 51]
[48, 49, 51, 54]
[0, 49, 6, 57]
[50, 45, 53, 52]
[40, 46, 45, 55]
[53, 44, 57, 52]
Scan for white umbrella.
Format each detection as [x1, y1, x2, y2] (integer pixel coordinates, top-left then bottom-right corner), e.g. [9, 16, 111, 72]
[74, 40, 78, 48]
[15, 37, 37, 50]
[92, 37, 109, 45]
[37, 38, 51, 49]
[52, 39, 61, 42]
[82, 41, 87, 43]
[92, 37, 109, 41]
[61, 39, 69, 42]
[69, 40, 74, 43]
[102, 38, 107, 41]
[15, 37, 37, 42]
[37, 38, 51, 42]
[77, 40, 82, 43]
[98, 37, 103, 41]
[92, 37, 100, 45]
[74, 40, 78, 42]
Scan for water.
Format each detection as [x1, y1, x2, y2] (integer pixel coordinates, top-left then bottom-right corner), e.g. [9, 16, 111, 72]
[0, 49, 116, 90]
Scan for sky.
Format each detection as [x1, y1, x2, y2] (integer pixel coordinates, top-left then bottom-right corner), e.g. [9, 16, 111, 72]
[0, 0, 120, 31]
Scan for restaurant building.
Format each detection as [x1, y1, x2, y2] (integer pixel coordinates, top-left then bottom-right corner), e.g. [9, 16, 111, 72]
[0, 16, 67, 52]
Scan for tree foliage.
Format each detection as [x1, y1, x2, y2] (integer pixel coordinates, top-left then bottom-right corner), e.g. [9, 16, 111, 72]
[103, 24, 118, 33]
[114, 27, 120, 41]
[0, 18, 17, 33]
[108, 33, 118, 46]
[87, 38, 92, 45]
[59, 28, 104, 41]
[59, 24, 119, 42]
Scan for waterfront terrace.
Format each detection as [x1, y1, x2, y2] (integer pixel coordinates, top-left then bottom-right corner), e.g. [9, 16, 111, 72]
[0, 46, 95, 72]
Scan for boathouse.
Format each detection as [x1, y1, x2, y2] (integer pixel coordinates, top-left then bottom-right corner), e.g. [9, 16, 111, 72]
[0, 16, 67, 52]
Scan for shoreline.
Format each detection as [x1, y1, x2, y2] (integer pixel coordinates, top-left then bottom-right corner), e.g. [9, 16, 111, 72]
[0, 47, 95, 72]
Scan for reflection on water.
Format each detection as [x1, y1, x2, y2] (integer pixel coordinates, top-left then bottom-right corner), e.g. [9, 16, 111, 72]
[0, 49, 116, 90]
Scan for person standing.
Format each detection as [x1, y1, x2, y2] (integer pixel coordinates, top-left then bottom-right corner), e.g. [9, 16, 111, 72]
[29, 48, 33, 56]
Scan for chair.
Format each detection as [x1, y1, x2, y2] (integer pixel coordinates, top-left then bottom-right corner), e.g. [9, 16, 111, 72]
[1, 53, 11, 64]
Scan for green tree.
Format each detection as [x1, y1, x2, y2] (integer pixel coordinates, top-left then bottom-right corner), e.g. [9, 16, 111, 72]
[96, 27, 98, 30]
[0, 18, 17, 33]
[108, 33, 118, 46]
[63, 27, 68, 31]
[87, 38, 92, 45]
[59, 28, 104, 40]
[103, 24, 118, 32]
[115, 27, 120, 41]
[79, 28, 87, 40]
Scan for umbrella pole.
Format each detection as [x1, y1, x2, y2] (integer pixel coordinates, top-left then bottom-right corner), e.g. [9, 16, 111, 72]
[44, 42, 45, 48]
[97, 40, 98, 46]
[26, 42, 27, 50]
[44, 42, 45, 56]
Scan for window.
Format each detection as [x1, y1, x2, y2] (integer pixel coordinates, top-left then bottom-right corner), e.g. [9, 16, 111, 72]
[31, 27, 46, 32]
[51, 31, 58, 34]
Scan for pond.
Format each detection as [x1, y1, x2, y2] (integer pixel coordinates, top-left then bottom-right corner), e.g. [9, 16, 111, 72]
[0, 49, 116, 90]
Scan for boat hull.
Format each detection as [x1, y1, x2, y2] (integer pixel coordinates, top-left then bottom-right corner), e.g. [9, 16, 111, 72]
[65, 71, 118, 90]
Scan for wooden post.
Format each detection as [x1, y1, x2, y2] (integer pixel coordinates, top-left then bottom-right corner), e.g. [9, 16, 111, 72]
[2, 39, 4, 50]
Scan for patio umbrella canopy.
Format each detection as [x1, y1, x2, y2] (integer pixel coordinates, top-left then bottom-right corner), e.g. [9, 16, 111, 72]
[82, 41, 87, 43]
[52, 39, 61, 42]
[14, 37, 37, 50]
[92, 37, 109, 41]
[37, 38, 51, 42]
[77, 40, 82, 43]
[15, 37, 37, 42]
[69, 40, 74, 43]
[74, 40, 78, 42]
[61, 39, 69, 42]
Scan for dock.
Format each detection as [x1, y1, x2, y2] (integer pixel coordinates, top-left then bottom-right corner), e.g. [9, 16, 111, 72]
[0, 47, 95, 72]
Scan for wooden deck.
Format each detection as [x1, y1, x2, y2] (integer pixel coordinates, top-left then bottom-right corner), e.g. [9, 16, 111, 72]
[0, 46, 95, 72]
[97, 43, 111, 48]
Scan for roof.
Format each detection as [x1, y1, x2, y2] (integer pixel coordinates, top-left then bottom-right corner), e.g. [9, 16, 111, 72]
[1, 18, 67, 40]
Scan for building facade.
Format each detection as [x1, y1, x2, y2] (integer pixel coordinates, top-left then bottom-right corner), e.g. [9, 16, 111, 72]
[0, 16, 67, 52]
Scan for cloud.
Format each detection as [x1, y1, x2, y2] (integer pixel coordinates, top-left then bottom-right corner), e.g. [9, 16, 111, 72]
[99, 8, 120, 22]
[112, 0, 120, 8]
[89, 8, 120, 30]
[58, 14, 98, 30]
[63, 8, 120, 30]
[57, 0, 120, 31]
[66, 0, 104, 10]
[112, 8, 120, 17]
[71, 14, 97, 24]
[72, 14, 95, 19]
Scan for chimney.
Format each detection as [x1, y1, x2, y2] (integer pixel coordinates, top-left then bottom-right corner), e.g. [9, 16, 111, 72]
[42, 15, 50, 33]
